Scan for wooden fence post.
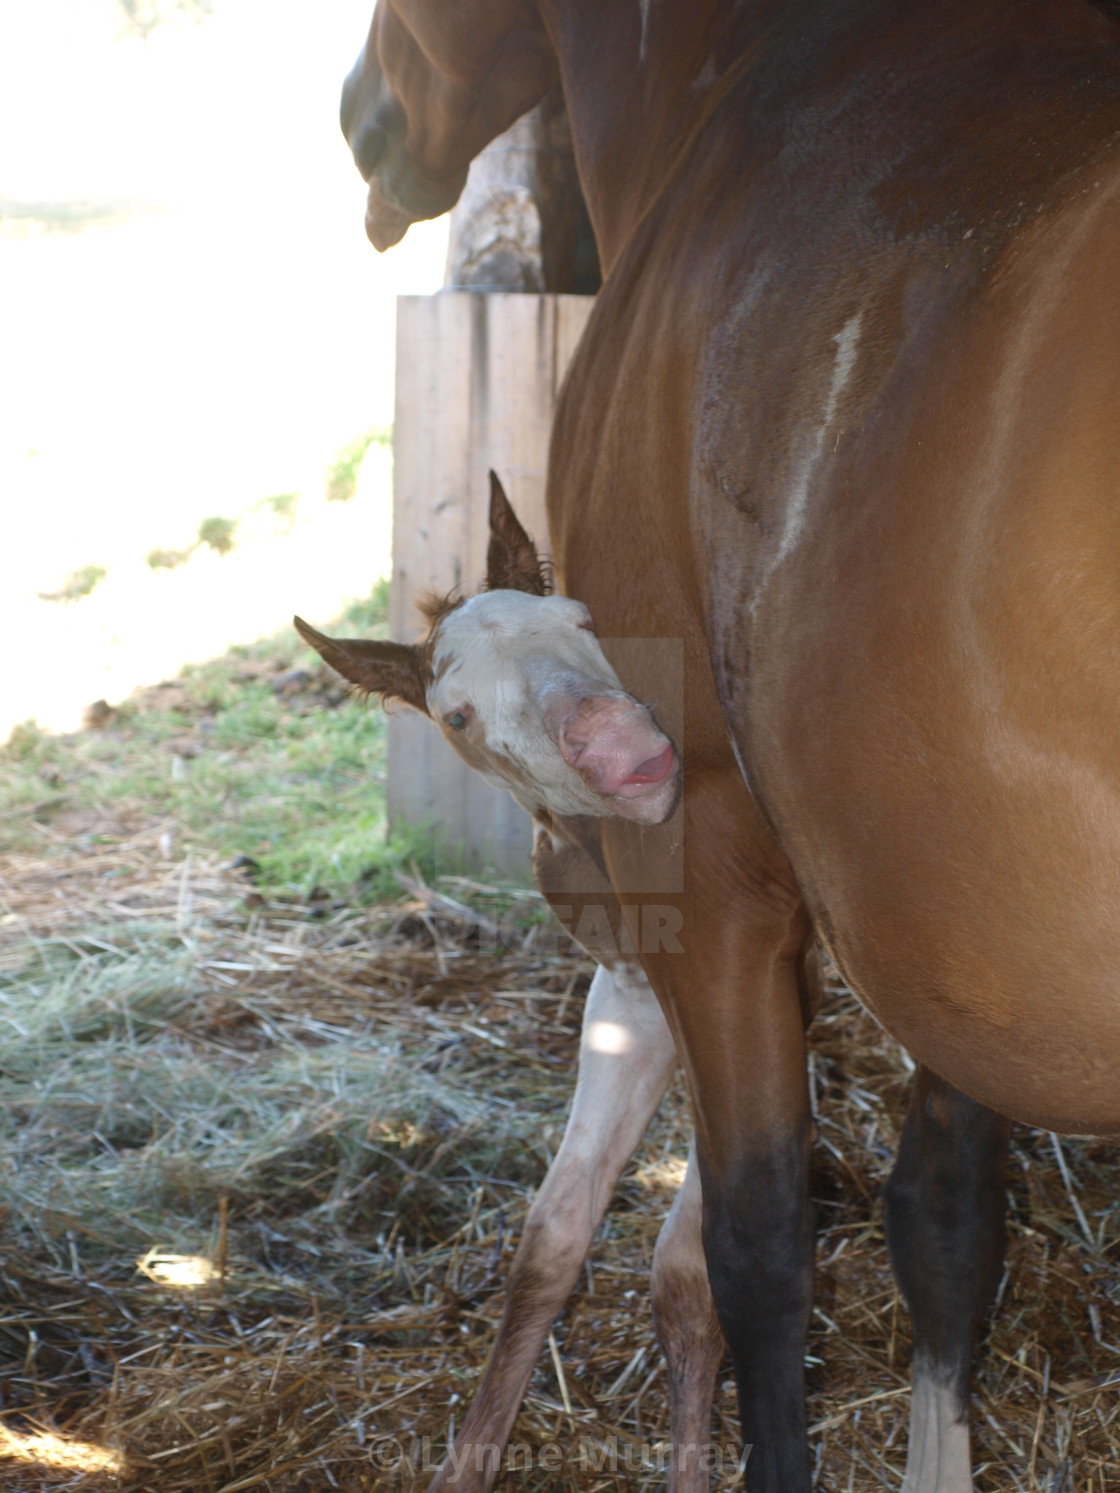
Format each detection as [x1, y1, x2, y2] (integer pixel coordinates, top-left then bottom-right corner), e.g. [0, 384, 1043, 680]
[389, 291, 595, 878]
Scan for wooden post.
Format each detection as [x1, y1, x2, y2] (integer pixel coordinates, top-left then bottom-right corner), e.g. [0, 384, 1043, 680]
[390, 292, 595, 878]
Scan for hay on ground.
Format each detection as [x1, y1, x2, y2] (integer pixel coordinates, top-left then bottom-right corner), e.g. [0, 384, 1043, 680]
[1, 818, 1118, 1491]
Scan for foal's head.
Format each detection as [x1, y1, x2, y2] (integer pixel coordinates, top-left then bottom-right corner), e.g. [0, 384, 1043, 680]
[295, 475, 680, 827]
[339, 0, 555, 249]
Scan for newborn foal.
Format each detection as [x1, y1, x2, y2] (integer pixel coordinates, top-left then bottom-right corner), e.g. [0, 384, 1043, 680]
[295, 475, 722, 1493]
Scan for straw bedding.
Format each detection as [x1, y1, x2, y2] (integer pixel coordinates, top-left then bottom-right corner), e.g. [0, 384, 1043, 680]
[1, 806, 1118, 1490]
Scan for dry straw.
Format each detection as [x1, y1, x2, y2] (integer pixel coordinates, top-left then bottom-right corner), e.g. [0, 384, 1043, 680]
[1, 811, 1118, 1490]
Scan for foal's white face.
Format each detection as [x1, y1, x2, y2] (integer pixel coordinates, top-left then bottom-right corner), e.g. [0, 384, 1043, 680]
[428, 591, 680, 825]
[294, 472, 681, 829]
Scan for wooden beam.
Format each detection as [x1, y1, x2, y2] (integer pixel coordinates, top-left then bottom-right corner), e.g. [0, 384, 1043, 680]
[389, 292, 595, 877]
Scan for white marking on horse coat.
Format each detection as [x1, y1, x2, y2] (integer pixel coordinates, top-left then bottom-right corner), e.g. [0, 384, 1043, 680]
[902, 1357, 974, 1493]
[749, 309, 863, 617]
[776, 310, 863, 567]
[638, 0, 653, 62]
[725, 720, 756, 796]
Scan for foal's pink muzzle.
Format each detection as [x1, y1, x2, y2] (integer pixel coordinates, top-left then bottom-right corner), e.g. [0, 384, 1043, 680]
[557, 696, 680, 823]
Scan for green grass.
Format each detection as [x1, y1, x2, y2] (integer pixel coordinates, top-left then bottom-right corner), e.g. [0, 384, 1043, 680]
[325, 426, 391, 503]
[260, 489, 299, 531]
[196, 513, 237, 554]
[145, 545, 192, 570]
[0, 579, 444, 899]
[0, 570, 564, 1316]
[36, 562, 108, 603]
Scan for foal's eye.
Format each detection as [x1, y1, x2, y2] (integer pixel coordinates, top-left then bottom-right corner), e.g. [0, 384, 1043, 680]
[447, 711, 468, 732]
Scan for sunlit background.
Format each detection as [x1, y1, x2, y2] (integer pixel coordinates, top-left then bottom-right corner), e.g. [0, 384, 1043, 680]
[0, 0, 448, 741]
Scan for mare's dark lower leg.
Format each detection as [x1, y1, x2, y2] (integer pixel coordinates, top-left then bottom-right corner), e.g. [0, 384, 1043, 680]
[700, 1123, 814, 1493]
[634, 778, 817, 1492]
[885, 1068, 1011, 1492]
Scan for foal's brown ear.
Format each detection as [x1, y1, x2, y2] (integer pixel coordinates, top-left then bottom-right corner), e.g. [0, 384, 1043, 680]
[486, 471, 549, 595]
[293, 617, 430, 715]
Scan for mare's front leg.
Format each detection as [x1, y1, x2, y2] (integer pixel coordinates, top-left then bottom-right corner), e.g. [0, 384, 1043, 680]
[428, 960, 677, 1493]
[632, 781, 817, 1493]
[885, 1069, 1011, 1493]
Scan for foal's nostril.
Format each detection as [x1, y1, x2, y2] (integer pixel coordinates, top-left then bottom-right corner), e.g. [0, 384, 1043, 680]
[353, 123, 389, 179]
[560, 733, 588, 765]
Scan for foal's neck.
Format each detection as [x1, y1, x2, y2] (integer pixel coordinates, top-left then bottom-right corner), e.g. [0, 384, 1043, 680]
[540, 0, 781, 274]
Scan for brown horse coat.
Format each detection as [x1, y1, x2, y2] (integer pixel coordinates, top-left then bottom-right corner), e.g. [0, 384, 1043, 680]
[340, 2, 1120, 1488]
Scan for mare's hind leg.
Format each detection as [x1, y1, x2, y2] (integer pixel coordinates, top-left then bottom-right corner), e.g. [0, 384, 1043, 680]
[651, 1139, 724, 1493]
[885, 1068, 1011, 1493]
[428, 960, 677, 1493]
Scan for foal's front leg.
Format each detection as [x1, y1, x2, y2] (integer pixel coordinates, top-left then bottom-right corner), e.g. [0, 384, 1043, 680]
[651, 1139, 726, 1491]
[428, 961, 680, 1493]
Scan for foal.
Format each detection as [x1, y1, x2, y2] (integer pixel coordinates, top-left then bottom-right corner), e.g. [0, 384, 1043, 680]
[296, 475, 724, 1493]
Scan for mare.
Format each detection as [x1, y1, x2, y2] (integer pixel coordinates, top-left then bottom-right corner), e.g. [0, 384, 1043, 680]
[339, 3, 1120, 1489]
[296, 475, 725, 1493]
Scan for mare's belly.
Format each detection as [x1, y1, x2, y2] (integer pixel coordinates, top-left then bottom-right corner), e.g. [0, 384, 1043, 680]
[741, 487, 1120, 1137]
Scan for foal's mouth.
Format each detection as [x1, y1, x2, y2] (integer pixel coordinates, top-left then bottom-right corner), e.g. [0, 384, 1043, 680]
[619, 744, 677, 789]
[607, 744, 682, 824]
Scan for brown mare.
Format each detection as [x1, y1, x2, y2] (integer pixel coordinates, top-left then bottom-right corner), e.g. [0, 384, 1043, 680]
[339, 2, 1120, 1489]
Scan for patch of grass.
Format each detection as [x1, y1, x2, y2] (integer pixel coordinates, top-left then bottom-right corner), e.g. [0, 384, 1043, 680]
[0, 196, 157, 234]
[37, 563, 108, 603]
[335, 575, 389, 633]
[0, 582, 441, 898]
[261, 490, 299, 531]
[325, 426, 391, 503]
[0, 576, 559, 1341]
[146, 545, 193, 570]
[197, 514, 237, 554]
[2, 720, 45, 761]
